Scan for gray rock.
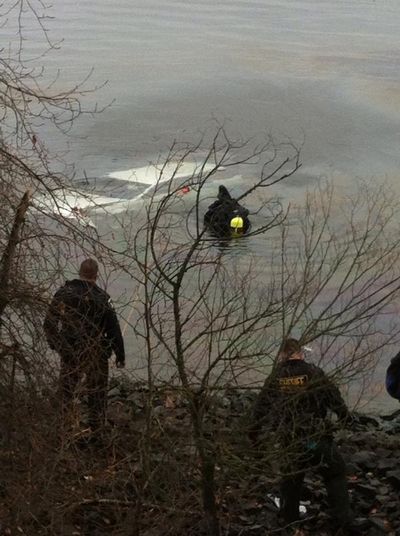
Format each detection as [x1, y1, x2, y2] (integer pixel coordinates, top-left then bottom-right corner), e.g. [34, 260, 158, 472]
[369, 517, 388, 533]
[107, 386, 121, 398]
[385, 471, 400, 490]
[152, 405, 166, 416]
[385, 500, 399, 513]
[354, 483, 377, 500]
[378, 485, 390, 496]
[351, 450, 377, 471]
[377, 458, 396, 475]
[126, 392, 144, 408]
[356, 414, 381, 428]
[346, 462, 361, 476]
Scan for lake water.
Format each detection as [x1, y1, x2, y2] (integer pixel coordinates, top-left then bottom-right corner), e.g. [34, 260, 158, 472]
[6, 0, 400, 412]
[8, 0, 399, 182]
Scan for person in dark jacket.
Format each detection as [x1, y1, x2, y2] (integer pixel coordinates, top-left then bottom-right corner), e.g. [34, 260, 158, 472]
[250, 338, 358, 532]
[204, 185, 251, 238]
[44, 258, 125, 434]
[385, 350, 400, 400]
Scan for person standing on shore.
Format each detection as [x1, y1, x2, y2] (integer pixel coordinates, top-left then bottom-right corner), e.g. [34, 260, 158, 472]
[249, 338, 366, 533]
[385, 350, 400, 401]
[44, 258, 125, 437]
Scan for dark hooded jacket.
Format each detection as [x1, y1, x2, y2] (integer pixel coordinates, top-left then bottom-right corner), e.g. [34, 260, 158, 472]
[44, 279, 125, 364]
[385, 350, 400, 399]
[252, 358, 350, 443]
[204, 185, 250, 237]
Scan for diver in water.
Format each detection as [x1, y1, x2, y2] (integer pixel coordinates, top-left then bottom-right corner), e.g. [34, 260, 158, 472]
[204, 185, 251, 238]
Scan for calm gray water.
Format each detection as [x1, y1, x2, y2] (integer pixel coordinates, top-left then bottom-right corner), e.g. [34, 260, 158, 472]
[6, 0, 400, 412]
[9, 0, 400, 183]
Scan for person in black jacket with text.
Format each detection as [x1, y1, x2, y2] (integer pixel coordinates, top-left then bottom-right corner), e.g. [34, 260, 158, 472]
[250, 338, 363, 533]
[44, 258, 125, 434]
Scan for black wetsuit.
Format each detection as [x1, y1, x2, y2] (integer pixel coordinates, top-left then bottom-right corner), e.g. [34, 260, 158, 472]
[204, 185, 250, 237]
[251, 358, 353, 526]
[44, 279, 125, 431]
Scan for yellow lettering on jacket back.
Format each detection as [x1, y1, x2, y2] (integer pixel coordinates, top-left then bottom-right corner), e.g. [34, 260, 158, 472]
[278, 375, 308, 391]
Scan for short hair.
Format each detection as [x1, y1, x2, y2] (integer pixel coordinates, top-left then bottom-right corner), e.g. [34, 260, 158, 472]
[279, 338, 302, 359]
[79, 258, 98, 280]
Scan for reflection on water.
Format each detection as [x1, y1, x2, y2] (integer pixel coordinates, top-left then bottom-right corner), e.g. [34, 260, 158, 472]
[204, 233, 253, 256]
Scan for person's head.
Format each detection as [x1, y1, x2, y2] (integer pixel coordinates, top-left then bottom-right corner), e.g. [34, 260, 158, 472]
[79, 258, 98, 283]
[218, 185, 232, 202]
[279, 338, 304, 361]
[230, 215, 244, 237]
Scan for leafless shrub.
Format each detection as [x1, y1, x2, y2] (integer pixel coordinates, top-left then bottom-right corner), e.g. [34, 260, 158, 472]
[127, 136, 400, 534]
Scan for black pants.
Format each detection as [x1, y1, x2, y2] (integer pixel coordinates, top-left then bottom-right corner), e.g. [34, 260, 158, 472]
[280, 438, 352, 526]
[60, 350, 109, 432]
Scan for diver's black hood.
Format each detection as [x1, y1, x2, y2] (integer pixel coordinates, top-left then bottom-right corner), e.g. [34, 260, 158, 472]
[217, 185, 232, 201]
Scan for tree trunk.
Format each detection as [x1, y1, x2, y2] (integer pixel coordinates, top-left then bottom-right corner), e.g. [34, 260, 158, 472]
[200, 454, 220, 536]
[190, 396, 220, 536]
[0, 190, 31, 324]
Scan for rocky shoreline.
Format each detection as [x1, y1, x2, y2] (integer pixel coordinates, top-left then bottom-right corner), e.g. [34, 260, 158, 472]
[105, 379, 400, 536]
[1, 379, 399, 535]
